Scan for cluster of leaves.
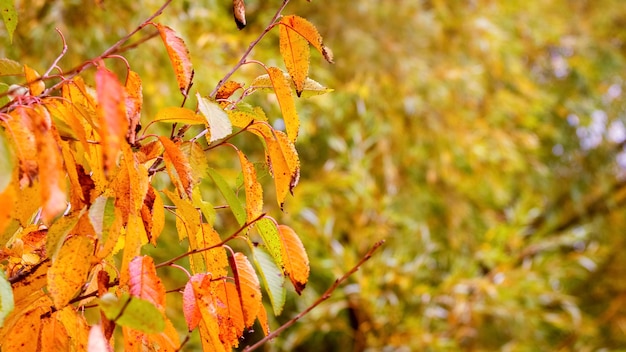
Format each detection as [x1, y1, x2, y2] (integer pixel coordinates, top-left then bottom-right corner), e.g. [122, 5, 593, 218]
[0, 0, 337, 350]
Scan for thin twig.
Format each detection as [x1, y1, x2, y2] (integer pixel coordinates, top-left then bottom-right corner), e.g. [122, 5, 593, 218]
[155, 213, 266, 269]
[243, 240, 386, 352]
[209, 0, 290, 98]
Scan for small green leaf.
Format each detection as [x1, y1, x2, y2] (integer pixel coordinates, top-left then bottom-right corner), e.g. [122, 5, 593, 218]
[0, 128, 14, 193]
[98, 293, 165, 334]
[207, 167, 246, 225]
[0, 270, 14, 327]
[0, 1, 18, 43]
[252, 246, 285, 316]
[255, 218, 284, 270]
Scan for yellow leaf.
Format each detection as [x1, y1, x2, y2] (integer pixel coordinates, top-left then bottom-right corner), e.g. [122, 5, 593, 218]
[96, 64, 129, 174]
[0, 182, 15, 234]
[232, 252, 262, 328]
[160, 136, 195, 198]
[236, 150, 263, 222]
[40, 312, 70, 352]
[227, 104, 268, 128]
[164, 189, 200, 242]
[267, 67, 299, 142]
[153, 107, 205, 125]
[2, 304, 47, 352]
[47, 235, 95, 308]
[279, 16, 311, 97]
[277, 225, 309, 294]
[119, 214, 147, 289]
[199, 224, 228, 278]
[156, 24, 193, 94]
[281, 15, 333, 63]
[56, 306, 89, 351]
[213, 280, 245, 349]
[24, 64, 45, 96]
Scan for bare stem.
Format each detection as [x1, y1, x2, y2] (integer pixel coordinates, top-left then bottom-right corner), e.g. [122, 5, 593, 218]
[243, 240, 386, 352]
[209, 0, 290, 98]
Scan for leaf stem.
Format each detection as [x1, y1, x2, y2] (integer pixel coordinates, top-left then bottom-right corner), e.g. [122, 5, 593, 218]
[242, 240, 386, 352]
[210, 0, 290, 98]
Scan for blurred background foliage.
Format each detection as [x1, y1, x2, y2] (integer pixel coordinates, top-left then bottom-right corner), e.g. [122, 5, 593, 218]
[3, 0, 626, 350]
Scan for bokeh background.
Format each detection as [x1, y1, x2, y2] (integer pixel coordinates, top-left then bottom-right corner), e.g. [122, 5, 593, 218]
[3, 0, 626, 350]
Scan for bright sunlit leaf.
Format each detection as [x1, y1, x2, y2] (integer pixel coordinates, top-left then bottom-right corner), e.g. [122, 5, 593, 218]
[47, 235, 94, 308]
[231, 252, 262, 327]
[96, 64, 128, 174]
[197, 93, 233, 143]
[236, 150, 263, 222]
[277, 225, 309, 294]
[23, 65, 44, 96]
[279, 16, 310, 97]
[267, 67, 299, 142]
[156, 23, 193, 94]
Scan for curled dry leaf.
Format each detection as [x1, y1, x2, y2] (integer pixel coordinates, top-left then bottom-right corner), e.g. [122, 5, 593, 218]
[233, 0, 246, 30]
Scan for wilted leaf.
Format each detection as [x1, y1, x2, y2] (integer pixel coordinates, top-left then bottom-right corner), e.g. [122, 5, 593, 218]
[128, 256, 166, 311]
[23, 65, 44, 96]
[0, 58, 22, 76]
[0, 1, 18, 43]
[0, 270, 13, 327]
[267, 67, 299, 142]
[236, 150, 263, 222]
[159, 136, 194, 198]
[277, 225, 309, 294]
[47, 235, 94, 308]
[197, 93, 233, 142]
[156, 23, 193, 94]
[233, 0, 246, 29]
[98, 293, 165, 334]
[252, 245, 285, 316]
[96, 64, 128, 174]
[279, 17, 310, 96]
[216, 81, 244, 100]
[231, 252, 262, 327]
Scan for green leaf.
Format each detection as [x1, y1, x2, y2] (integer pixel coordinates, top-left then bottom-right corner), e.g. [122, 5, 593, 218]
[252, 246, 285, 316]
[250, 74, 333, 98]
[207, 167, 246, 225]
[98, 293, 165, 334]
[0, 58, 22, 76]
[88, 196, 116, 242]
[0, 270, 14, 327]
[0, 128, 14, 193]
[0, 1, 16, 43]
[255, 218, 284, 271]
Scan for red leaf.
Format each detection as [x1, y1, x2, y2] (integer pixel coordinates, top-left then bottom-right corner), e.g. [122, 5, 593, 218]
[96, 64, 128, 174]
[156, 24, 193, 94]
[128, 256, 166, 311]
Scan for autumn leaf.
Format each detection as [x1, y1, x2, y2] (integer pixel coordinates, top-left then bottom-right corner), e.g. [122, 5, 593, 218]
[47, 235, 94, 308]
[46, 209, 83, 261]
[216, 81, 243, 100]
[164, 189, 200, 242]
[230, 252, 262, 327]
[40, 311, 70, 352]
[119, 214, 148, 288]
[55, 306, 90, 351]
[184, 274, 226, 351]
[250, 73, 333, 98]
[0, 128, 15, 193]
[128, 256, 166, 311]
[2, 304, 47, 351]
[0, 1, 17, 43]
[227, 103, 268, 128]
[159, 136, 194, 198]
[213, 280, 245, 349]
[0, 270, 13, 327]
[140, 186, 164, 245]
[124, 70, 143, 145]
[233, 0, 246, 29]
[236, 149, 263, 222]
[23, 64, 45, 96]
[207, 167, 246, 225]
[279, 16, 310, 96]
[277, 225, 309, 294]
[280, 15, 333, 63]
[98, 293, 165, 334]
[182, 275, 202, 331]
[189, 223, 228, 276]
[156, 23, 193, 94]
[152, 107, 205, 125]
[96, 64, 128, 174]
[197, 93, 233, 143]
[267, 67, 299, 142]
[0, 58, 21, 76]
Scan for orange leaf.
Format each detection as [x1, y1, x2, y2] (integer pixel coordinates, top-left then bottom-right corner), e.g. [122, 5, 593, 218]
[267, 67, 299, 142]
[233, 0, 246, 29]
[128, 256, 166, 311]
[159, 136, 194, 198]
[40, 312, 70, 352]
[96, 64, 128, 174]
[231, 252, 262, 328]
[213, 280, 245, 349]
[56, 306, 90, 351]
[140, 186, 164, 245]
[184, 274, 226, 351]
[0, 182, 15, 234]
[152, 107, 205, 125]
[2, 304, 47, 351]
[279, 17, 310, 96]
[281, 15, 333, 63]
[256, 301, 270, 336]
[236, 150, 263, 222]
[216, 81, 243, 100]
[156, 23, 193, 94]
[47, 235, 95, 308]
[125, 70, 143, 145]
[119, 214, 147, 289]
[24, 64, 45, 96]
[164, 189, 200, 242]
[277, 225, 309, 294]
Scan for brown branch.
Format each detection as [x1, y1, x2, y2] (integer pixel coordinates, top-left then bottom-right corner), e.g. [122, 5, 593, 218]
[155, 213, 266, 269]
[243, 240, 386, 352]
